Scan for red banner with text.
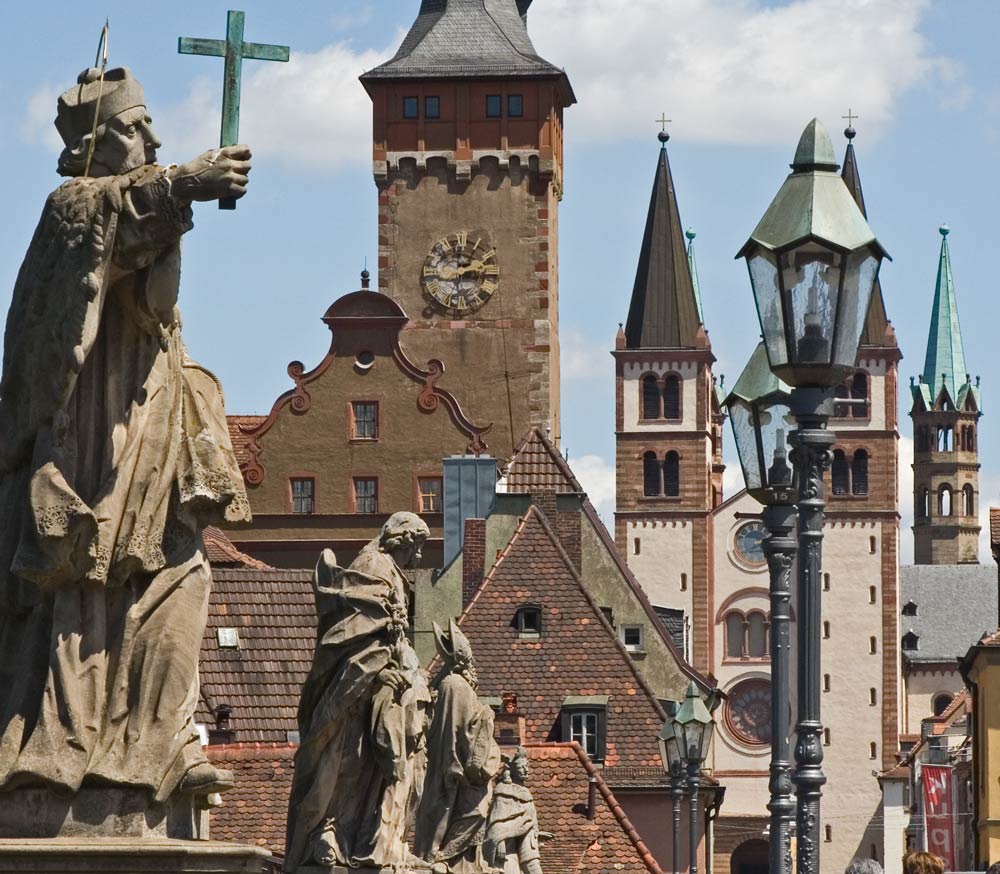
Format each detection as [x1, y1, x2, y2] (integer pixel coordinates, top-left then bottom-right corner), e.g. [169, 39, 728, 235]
[922, 764, 956, 871]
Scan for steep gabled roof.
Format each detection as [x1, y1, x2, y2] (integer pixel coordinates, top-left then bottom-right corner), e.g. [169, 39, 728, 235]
[198, 567, 315, 743]
[207, 743, 295, 856]
[457, 506, 669, 770]
[506, 425, 583, 493]
[840, 130, 891, 347]
[527, 743, 663, 874]
[360, 0, 571, 88]
[203, 526, 271, 570]
[624, 137, 702, 350]
[922, 227, 969, 407]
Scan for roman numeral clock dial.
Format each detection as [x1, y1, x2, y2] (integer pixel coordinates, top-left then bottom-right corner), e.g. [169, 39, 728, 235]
[421, 233, 500, 317]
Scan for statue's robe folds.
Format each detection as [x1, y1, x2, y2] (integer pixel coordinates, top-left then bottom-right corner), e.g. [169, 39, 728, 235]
[285, 546, 430, 872]
[484, 781, 543, 874]
[414, 671, 502, 871]
[0, 167, 249, 801]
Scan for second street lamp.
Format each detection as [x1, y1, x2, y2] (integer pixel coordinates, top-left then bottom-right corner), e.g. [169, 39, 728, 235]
[673, 682, 715, 874]
[658, 717, 684, 874]
[724, 341, 797, 874]
[737, 118, 888, 874]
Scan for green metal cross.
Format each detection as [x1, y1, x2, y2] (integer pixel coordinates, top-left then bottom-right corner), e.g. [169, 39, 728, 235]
[179, 10, 289, 209]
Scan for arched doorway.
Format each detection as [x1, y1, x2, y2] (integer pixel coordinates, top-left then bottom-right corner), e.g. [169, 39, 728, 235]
[731, 838, 769, 874]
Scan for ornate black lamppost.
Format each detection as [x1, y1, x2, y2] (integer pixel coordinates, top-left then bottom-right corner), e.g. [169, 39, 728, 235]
[660, 680, 715, 874]
[658, 718, 685, 874]
[736, 118, 888, 874]
[724, 341, 797, 874]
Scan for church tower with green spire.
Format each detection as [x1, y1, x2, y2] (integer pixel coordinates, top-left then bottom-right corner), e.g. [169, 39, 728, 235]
[911, 226, 983, 564]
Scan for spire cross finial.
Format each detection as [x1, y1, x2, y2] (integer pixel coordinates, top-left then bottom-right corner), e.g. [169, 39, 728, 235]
[656, 113, 672, 133]
[842, 108, 858, 127]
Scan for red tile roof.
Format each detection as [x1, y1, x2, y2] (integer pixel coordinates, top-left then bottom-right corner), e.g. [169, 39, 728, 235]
[991, 507, 1000, 550]
[199, 567, 315, 743]
[204, 526, 272, 570]
[526, 743, 662, 874]
[227, 415, 266, 468]
[207, 742, 294, 854]
[506, 426, 583, 494]
[457, 506, 668, 771]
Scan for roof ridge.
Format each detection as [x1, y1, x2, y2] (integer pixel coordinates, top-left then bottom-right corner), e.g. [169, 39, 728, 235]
[482, 0, 539, 65]
[582, 500, 715, 693]
[526, 741, 664, 874]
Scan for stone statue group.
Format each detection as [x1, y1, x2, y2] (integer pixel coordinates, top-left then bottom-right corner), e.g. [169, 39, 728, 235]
[0, 65, 543, 873]
[285, 513, 544, 874]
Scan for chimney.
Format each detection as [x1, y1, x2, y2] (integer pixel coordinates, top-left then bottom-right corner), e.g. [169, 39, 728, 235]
[443, 455, 497, 567]
[494, 692, 525, 748]
[587, 774, 598, 820]
[209, 703, 236, 745]
[556, 507, 582, 573]
[462, 518, 487, 605]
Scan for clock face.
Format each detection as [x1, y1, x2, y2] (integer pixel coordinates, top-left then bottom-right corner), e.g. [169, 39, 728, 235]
[734, 520, 767, 567]
[725, 679, 772, 746]
[421, 233, 500, 317]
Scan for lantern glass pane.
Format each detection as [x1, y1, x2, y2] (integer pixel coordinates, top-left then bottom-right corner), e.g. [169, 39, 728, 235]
[780, 243, 842, 366]
[758, 403, 795, 490]
[748, 252, 786, 367]
[729, 400, 762, 492]
[833, 248, 880, 368]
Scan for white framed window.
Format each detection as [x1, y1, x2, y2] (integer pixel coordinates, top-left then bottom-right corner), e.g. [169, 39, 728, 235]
[620, 625, 644, 653]
[571, 712, 599, 758]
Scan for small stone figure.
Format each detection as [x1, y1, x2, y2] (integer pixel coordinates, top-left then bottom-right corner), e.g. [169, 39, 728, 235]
[483, 749, 544, 874]
[415, 620, 502, 873]
[0, 65, 252, 806]
[285, 513, 432, 872]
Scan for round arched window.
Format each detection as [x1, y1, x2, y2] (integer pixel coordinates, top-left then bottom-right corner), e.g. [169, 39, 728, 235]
[725, 679, 772, 746]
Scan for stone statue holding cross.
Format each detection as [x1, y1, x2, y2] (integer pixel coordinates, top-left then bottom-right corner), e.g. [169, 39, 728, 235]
[0, 62, 254, 824]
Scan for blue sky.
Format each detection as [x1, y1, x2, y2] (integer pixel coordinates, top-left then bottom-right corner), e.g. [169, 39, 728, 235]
[2, 0, 997, 562]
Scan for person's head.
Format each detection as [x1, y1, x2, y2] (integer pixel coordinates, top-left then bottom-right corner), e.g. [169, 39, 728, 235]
[432, 618, 478, 688]
[55, 67, 160, 177]
[902, 852, 944, 874]
[380, 512, 431, 569]
[845, 859, 883, 874]
[510, 747, 530, 784]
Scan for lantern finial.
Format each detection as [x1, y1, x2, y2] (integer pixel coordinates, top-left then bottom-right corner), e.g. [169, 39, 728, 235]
[791, 118, 839, 173]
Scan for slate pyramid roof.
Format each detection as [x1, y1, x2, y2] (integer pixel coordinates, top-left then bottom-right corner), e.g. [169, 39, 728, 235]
[361, 0, 571, 87]
[921, 227, 970, 406]
[840, 130, 891, 347]
[624, 137, 702, 349]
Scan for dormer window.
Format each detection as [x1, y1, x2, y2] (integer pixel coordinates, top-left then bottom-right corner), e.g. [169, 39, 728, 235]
[561, 696, 609, 762]
[902, 632, 919, 652]
[515, 605, 542, 637]
[902, 601, 917, 617]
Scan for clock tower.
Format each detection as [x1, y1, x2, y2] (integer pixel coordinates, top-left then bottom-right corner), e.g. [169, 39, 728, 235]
[361, 0, 575, 457]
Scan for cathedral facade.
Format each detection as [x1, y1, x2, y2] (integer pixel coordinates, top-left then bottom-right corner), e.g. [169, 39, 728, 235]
[613, 129, 903, 873]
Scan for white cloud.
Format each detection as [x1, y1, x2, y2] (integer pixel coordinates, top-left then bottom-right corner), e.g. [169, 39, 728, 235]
[561, 327, 613, 383]
[572, 452, 617, 521]
[155, 40, 390, 170]
[530, 0, 956, 145]
[20, 84, 64, 152]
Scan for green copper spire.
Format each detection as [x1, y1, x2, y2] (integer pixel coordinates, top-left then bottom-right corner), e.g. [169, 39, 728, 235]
[922, 225, 968, 404]
[686, 228, 706, 325]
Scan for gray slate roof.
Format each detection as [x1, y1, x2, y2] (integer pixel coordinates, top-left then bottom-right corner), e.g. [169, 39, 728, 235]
[361, 0, 567, 81]
[900, 564, 998, 666]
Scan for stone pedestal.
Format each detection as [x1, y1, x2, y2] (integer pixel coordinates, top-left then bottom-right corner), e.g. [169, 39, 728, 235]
[0, 789, 215, 841]
[0, 839, 270, 874]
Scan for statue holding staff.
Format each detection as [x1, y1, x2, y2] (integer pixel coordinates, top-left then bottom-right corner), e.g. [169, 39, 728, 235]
[0, 62, 253, 805]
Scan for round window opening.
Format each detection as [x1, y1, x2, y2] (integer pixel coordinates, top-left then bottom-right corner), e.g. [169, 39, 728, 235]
[355, 350, 375, 372]
[733, 520, 767, 568]
[725, 679, 772, 746]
